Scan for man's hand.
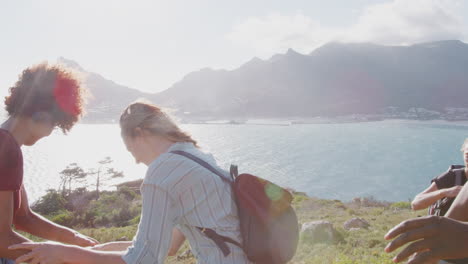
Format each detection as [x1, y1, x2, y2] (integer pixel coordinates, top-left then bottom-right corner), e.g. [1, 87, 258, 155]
[384, 215, 468, 263]
[71, 233, 99, 247]
[407, 253, 439, 264]
[10, 242, 71, 264]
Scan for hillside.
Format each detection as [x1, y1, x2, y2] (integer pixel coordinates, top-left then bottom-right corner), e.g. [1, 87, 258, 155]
[57, 40, 468, 122]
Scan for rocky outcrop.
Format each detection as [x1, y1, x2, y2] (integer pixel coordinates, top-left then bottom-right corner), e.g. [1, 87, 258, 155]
[343, 217, 370, 230]
[301, 220, 342, 244]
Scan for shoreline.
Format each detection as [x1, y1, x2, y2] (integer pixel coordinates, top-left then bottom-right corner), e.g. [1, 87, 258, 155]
[80, 118, 468, 126]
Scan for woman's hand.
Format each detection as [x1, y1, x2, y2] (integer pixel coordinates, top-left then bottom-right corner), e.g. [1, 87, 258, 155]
[90, 241, 131, 251]
[384, 215, 468, 263]
[9, 242, 72, 264]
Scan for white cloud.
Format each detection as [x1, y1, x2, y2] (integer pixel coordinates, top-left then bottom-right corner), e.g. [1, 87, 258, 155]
[226, 13, 339, 58]
[345, 0, 465, 45]
[226, 0, 467, 58]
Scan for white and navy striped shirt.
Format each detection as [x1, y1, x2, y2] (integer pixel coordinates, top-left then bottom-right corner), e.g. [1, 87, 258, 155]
[122, 142, 251, 264]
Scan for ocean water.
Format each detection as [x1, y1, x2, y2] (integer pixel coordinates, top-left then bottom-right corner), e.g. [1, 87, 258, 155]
[21, 121, 468, 203]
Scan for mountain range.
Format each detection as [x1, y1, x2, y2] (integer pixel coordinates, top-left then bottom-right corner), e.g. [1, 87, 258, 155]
[58, 40, 468, 122]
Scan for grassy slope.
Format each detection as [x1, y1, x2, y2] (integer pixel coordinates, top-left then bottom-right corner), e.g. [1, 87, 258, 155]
[22, 195, 422, 264]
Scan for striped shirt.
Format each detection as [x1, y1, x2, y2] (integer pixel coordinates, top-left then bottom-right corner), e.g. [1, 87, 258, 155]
[122, 142, 251, 264]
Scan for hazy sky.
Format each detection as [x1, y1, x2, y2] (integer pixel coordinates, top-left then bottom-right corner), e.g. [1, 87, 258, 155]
[1, 0, 467, 96]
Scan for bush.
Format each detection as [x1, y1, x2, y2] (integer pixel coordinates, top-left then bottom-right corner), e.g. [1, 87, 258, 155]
[51, 210, 73, 227]
[85, 192, 141, 227]
[32, 189, 67, 215]
[94, 215, 111, 227]
[32, 162, 143, 229]
[129, 215, 141, 225]
[118, 186, 138, 200]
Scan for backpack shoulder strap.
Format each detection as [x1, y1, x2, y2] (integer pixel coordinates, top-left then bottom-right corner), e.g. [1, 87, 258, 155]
[170, 150, 233, 184]
[169, 150, 242, 256]
[196, 227, 243, 256]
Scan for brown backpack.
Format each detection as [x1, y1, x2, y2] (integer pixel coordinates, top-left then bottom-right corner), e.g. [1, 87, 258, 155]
[171, 150, 299, 264]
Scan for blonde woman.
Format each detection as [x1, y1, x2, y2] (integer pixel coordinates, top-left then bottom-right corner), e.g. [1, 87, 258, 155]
[11, 102, 250, 264]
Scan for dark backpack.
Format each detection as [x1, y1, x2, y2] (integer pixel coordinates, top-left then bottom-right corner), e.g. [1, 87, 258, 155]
[171, 150, 299, 264]
[428, 166, 465, 216]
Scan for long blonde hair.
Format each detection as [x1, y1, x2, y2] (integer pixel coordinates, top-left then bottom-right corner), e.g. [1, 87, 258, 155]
[120, 102, 198, 147]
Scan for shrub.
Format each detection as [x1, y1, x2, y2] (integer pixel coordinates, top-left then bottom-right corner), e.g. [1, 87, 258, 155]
[51, 210, 73, 227]
[129, 215, 141, 225]
[118, 186, 138, 200]
[32, 189, 67, 215]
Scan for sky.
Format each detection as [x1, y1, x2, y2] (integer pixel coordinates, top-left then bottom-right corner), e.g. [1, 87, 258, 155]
[1, 0, 468, 97]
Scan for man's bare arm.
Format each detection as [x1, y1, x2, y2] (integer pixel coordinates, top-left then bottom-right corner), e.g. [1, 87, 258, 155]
[445, 182, 468, 221]
[0, 191, 31, 259]
[13, 188, 98, 247]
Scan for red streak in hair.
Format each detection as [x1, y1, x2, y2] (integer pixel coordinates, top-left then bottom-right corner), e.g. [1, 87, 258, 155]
[53, 76, 80, 116]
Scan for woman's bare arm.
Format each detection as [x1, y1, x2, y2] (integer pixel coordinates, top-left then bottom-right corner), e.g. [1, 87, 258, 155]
[411, 182, 444, 210]
[168, 228, 186, 256]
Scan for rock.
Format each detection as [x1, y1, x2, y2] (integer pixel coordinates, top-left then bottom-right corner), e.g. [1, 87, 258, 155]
[116, 236, 128, 241]
[301, 220, 341, 244]
[344, 217, 370, 230]
[352, 197, 361, 204]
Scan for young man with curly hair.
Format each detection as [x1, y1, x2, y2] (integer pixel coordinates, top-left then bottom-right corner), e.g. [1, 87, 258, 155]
[0, 63, 98, 263]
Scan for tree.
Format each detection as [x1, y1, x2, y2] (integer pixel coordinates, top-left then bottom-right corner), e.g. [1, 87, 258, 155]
[59, 163, 87, 195]
[87, 157, 124, 198]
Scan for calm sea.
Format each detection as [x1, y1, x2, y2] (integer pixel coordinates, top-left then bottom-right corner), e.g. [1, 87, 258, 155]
[21, 120, 468, 202]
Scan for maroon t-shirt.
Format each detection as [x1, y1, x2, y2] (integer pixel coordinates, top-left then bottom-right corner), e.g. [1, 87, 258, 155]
[0, 129, 23, 215]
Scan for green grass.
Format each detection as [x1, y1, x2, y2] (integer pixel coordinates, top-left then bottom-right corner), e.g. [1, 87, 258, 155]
[20, 193, 423, 263]
[290, 196, 422, 264]
[79, 226, 138, 243]
[97, 195, 423, 263]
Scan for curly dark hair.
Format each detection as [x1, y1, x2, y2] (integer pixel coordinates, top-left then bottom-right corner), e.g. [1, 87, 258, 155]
[4, 63, 87, 133]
